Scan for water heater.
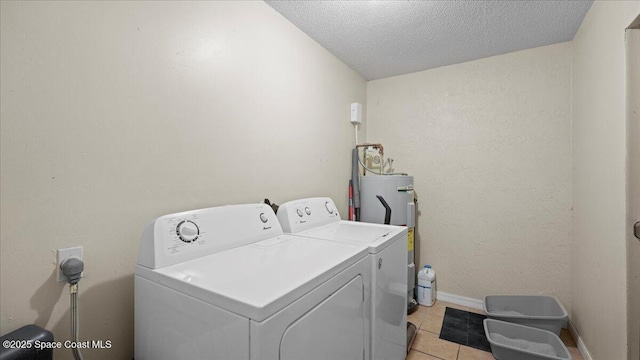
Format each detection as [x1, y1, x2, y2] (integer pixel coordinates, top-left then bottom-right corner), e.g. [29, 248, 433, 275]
[360, 175, 417, 312]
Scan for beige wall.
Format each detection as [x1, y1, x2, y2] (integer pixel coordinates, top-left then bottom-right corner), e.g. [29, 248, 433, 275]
[0, 1, 366, 359]
[626, 26, 640, 360]
[571, 2, 640, 359]
[367, 43, 572, 310]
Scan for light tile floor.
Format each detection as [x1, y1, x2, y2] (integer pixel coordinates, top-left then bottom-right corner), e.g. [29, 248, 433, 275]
[407, 300, 583, 360]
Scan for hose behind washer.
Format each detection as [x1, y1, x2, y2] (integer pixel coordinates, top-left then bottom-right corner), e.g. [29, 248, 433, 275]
[70, 284, 84, 360]
[61, 257, 85, 360]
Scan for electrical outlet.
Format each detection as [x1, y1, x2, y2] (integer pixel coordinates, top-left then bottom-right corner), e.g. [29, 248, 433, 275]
[57, 246, 83, 283]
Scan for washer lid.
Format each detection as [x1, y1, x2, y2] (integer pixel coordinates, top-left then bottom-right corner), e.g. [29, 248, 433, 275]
[135, 234, 368, 322]
[298, 221, 407, 253]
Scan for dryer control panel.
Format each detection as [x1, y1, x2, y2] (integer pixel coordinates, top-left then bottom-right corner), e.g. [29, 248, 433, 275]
[137, 203, 283, 269]
[277, 197, 341, 233]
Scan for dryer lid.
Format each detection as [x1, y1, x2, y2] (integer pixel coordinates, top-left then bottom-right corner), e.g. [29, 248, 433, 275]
[135, 234, 368, 322]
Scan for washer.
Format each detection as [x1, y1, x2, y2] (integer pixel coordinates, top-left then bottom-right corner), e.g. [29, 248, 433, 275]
[277, 197, 407, 360]
[135, 203, 371, 360]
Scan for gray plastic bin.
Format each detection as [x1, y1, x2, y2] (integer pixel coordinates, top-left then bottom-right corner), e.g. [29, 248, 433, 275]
[484, 319, 571, 360]
[484, 295, 568, 335]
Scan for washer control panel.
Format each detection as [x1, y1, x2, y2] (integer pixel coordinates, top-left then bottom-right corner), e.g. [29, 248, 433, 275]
[137, 203, 283, 269]
[277, 197, 340, 233]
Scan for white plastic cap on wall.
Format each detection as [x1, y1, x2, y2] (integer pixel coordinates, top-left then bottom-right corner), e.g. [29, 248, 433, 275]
[350, 102, 362, 124]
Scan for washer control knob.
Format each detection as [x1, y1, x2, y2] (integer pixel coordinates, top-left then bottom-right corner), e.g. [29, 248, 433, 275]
[296, 208, 304, 217]
[176, 220, 199, 243]
[325, 201, 334, 214]
[305, 207, 311, 215]
[259, 212, 268, 223]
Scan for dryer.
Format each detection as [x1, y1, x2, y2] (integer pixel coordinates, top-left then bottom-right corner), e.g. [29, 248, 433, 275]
[277, 197, 407, 360]
[135, 203, 371, 360]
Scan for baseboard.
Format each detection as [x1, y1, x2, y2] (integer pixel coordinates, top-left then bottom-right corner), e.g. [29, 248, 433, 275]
[568, 320, 593, 360]
[436, 291, 484, 310]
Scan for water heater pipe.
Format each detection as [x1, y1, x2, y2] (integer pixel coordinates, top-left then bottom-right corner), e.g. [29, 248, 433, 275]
[351, 148, 361, 219]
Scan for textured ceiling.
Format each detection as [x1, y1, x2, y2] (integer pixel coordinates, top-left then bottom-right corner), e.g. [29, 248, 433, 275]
[265, 0, 593, 80]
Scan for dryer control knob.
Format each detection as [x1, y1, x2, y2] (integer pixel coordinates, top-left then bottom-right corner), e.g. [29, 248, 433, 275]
[296, 208, 304, 217]
[259, 213, 268, 223]
[176, 220, 199, 243]
[325, 202, 334, 214]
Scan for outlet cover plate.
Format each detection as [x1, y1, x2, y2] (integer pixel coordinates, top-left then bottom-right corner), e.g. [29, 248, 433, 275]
[57, 246, 83, 283]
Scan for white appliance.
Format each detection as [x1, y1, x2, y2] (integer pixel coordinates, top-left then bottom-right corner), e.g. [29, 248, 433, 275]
[135, 203, 372, 360]
[360, 175, 416, 312]
[277, 197, 407, 360]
